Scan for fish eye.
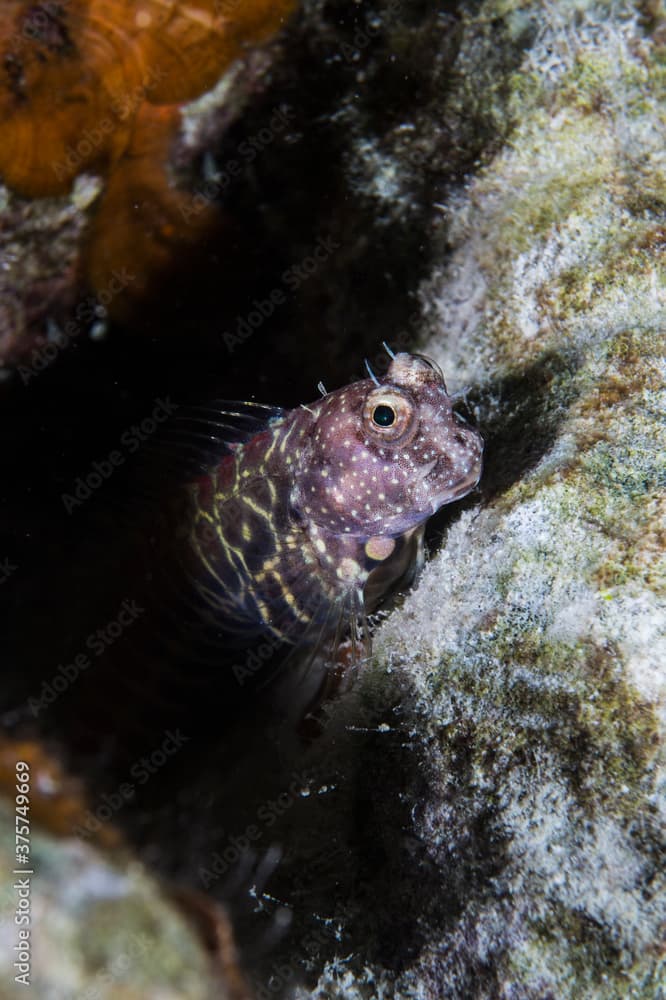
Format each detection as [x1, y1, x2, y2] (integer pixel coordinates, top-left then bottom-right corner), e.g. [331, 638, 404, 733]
[372, 404, 396, 427]
[363, 388, 416, 442]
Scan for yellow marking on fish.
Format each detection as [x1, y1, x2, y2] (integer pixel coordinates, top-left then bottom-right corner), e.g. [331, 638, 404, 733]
[241, 495, 275, 522]
[179, 352, 483, 660]
[276, 584, 311, 621]
[189, 534, 232, 594]
[279, 418, 300, 454]
[365, 536, 396, 561]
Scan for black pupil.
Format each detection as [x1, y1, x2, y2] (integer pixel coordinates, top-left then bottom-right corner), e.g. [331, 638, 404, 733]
[373, 404, 395, 427]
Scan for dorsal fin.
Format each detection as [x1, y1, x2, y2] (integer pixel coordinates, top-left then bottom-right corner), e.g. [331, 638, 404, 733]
[141, 399, 286, 483]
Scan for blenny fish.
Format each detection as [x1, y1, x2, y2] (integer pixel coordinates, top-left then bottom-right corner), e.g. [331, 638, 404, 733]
[166, 350, 484, 674]
[2, 351, 483, 771]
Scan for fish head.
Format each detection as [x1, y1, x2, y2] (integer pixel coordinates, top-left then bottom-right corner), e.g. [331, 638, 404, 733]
[293, 352, 483, 539]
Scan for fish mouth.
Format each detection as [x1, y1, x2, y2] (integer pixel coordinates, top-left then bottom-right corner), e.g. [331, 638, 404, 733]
[427, 457, 483, 510]
[452, 462, 483, 498]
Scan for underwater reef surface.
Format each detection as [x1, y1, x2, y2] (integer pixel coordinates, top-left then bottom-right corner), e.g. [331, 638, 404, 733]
[0, 819, 204, 999]
[283, 0, 666, 997]
[0, 806, 244, 999]
[0, 738, 253, 998]
[0, 0, 664, 997]
[0, 0, 296, 360]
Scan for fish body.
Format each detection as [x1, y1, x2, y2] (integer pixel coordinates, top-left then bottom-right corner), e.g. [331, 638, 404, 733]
[0, 352, 483, 769]
[178, 352, 484, 664]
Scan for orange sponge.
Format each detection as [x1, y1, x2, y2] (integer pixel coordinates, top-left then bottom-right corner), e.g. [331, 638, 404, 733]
[0, 0, 296, 197]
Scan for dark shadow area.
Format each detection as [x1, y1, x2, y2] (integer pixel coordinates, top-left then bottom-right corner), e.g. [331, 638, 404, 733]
[426, 348, 582, 551]
[473, 348, 582, 504]
[240, 673, 513, 996]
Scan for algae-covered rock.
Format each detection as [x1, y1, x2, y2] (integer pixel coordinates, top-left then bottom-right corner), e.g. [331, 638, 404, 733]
[0, 796, 233, 999]
[1, 0, 664, 997]
[279, 0, 666, 997]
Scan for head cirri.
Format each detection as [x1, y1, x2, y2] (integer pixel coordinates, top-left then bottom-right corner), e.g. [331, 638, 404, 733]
[290, 352, 483, 540]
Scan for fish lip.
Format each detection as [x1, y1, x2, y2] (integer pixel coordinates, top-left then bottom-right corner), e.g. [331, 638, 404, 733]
[423, 452, 480, 486]
[429, 461, 483, 510]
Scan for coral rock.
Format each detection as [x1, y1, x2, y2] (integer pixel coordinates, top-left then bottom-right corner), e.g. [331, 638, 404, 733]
[0, 1, 138, 196]
[0, 0, 296, 197]
[85, 102, 217, 321]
